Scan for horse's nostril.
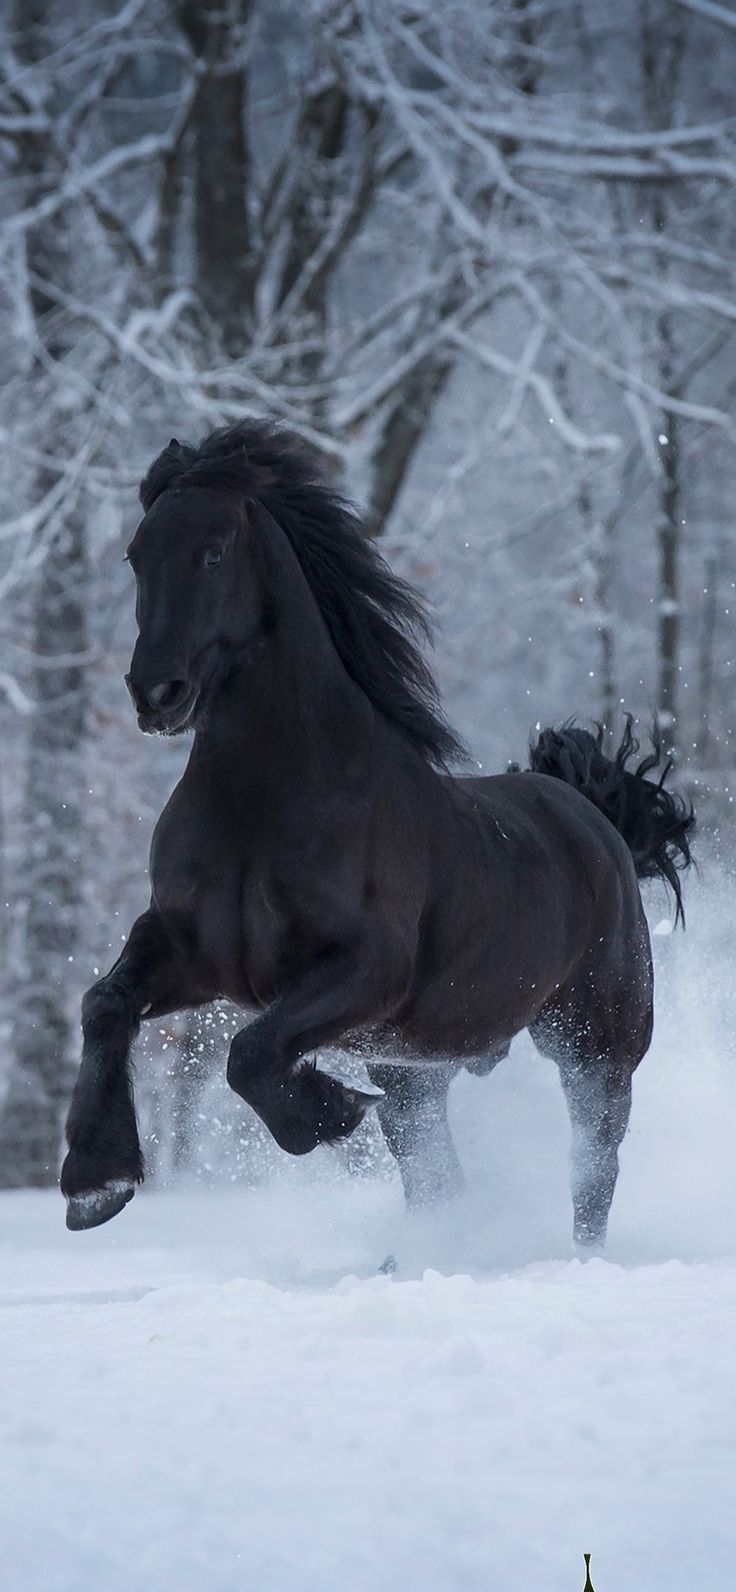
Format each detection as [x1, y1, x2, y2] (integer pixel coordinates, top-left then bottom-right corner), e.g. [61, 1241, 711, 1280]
[147, 680, 189, 712]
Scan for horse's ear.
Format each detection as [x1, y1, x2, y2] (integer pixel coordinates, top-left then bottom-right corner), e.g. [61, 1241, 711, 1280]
[139, 436, 194, 510]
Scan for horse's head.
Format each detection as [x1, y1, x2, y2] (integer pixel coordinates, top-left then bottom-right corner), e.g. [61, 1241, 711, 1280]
[126, 420, 463, 765]
[125, 483, 262, 735]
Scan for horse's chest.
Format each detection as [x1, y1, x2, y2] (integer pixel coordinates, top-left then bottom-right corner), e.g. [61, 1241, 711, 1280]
[150, 826, 247, 990]
[151, 829, 286, 1009]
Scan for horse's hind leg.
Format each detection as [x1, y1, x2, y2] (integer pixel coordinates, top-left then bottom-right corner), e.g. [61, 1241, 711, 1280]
[556, 1053, 633, 1254]
[367, 1063, 463, 1209]
[531, 970, 649, 1254]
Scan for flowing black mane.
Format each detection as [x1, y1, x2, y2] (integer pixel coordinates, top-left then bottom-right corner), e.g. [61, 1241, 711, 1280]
[139, 421, 465, 769]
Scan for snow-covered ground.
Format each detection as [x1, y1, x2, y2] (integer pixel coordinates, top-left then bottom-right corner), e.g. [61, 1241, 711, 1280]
[2, 880, 736, 1591]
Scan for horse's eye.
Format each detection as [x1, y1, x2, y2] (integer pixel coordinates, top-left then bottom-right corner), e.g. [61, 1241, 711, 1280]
[204, 547, 223, 569]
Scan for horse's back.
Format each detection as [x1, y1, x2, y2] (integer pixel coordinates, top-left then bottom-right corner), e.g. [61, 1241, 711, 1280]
[456, 769, 636, 875]
[442, 769, 643, 939]
[463, 768, 652, 975]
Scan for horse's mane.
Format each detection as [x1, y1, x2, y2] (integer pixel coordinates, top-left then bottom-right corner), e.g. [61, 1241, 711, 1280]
[139, 420, 465, 769]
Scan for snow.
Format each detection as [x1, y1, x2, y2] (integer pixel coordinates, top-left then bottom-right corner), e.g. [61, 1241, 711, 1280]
[1, 1188, 735, 1592]
[2, 889, 736, 1592]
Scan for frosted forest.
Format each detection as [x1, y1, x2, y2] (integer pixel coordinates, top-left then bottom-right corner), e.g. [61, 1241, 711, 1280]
[1, 3, 735, 1590]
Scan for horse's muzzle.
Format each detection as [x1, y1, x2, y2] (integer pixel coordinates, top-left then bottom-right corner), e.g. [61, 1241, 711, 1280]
[125, 673, 197, 734]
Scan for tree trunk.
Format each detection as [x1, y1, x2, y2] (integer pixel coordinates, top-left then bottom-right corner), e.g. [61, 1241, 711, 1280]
[177, 0, 253, 352]
[578, 480, 616, 736]
[656, 402, 680, 757]
[366, 0, 542, 536]
[272, 59, 379, 434]
[367, 346, 455, 536]
[0, 507, 88, 1186]
[640, 6, 684, 759]
[596, 534, 616, 739]
[696, 553, 717, 769]
[276, 80, 349, 324]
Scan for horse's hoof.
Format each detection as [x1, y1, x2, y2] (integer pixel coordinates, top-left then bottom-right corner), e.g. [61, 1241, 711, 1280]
[65, 1179, 136, 1231]
[308, 1069, 383, 1144]
[320, 1066, 385, 1102]
[265, 1065, 383, 1155]
[575, 1237, 605, 1262]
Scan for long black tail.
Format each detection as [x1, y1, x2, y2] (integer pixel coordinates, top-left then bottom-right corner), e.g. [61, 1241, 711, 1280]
[527, 717, 695, 925]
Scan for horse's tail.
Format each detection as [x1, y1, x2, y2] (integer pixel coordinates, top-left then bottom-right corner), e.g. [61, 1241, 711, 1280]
[527, 716, 695, 925]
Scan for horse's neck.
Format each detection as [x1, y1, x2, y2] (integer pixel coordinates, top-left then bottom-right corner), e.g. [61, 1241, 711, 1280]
[191, 513, 373, 800]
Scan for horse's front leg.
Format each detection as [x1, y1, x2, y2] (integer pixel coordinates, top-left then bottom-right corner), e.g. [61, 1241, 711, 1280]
[61, 909, 196, 1230]
[227, 943, 402, 1156]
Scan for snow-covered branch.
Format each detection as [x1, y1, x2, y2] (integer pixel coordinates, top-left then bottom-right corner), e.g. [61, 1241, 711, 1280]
[670, 0, 736, 30]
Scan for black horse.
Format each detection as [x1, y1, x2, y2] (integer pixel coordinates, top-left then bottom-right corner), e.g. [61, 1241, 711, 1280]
[61, 421, 693, 1250]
